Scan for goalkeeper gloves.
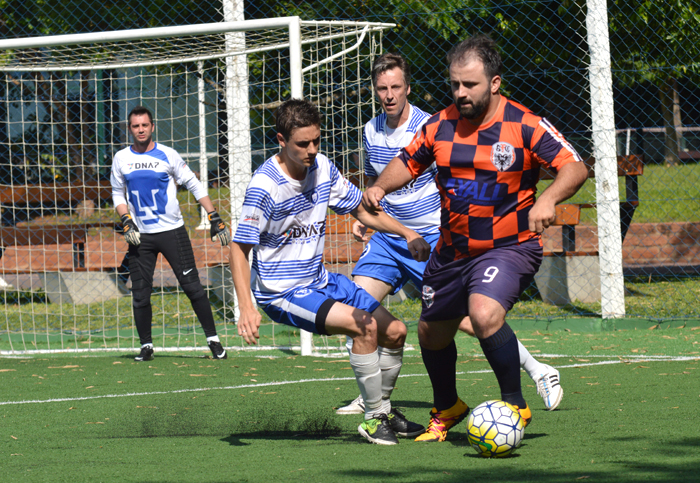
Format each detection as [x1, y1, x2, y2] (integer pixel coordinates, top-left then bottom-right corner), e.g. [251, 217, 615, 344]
[208, 211, 231, 246]
[120, 213, 141, 246]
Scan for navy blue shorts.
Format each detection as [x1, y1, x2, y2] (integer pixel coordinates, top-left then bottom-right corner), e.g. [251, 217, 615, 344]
[420, 240, 543, 322]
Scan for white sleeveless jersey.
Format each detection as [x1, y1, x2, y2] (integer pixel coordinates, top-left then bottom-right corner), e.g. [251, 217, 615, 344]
[363, 104, 440, 237]
[233, 153, 361, 303]
[110, 143, 207, 234]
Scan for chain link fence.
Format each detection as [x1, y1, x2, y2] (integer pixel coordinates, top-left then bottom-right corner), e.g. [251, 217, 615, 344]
[1, 0, 699, 354]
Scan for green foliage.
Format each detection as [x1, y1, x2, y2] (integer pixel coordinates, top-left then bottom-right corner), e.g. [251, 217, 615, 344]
[609, 0, 700, 84]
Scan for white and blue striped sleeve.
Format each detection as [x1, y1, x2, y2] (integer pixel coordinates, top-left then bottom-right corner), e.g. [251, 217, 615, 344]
[362, 127, 378, 178]
[233, 177, 274, 246]
[327, 162, 362, 215]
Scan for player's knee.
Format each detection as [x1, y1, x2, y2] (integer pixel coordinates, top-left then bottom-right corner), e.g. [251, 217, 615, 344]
[351, 311, 377, 342]
[181, 280, 206, 301]
[380, 319, 406, 348]
[131, 288, 152, 308]
[417, 320, 455, 350]
[469, 305, 503, 337]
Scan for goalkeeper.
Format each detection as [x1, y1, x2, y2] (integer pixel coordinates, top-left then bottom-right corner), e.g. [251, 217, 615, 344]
[110, 105, 231, 362]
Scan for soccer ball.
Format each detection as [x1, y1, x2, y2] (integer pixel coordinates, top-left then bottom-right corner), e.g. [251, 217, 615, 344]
[466, 400, 525, 458]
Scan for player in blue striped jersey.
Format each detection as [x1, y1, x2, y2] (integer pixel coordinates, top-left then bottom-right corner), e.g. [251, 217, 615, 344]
[230, 99, 431, 445]
[337, 53, 563, 417]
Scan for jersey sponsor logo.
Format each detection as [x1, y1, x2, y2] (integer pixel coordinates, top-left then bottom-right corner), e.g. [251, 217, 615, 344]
[283, 221, 325, 242]
[242, 213, 260, 227]
[422, 285, 435, 308]
[490, 142, 515, 171]
[128, 161, 160, 170]
[294, 288, 313, 298]
[443, 178, 505, 206]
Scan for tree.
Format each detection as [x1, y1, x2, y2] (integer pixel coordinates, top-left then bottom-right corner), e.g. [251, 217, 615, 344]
[609, 0, 700, 166]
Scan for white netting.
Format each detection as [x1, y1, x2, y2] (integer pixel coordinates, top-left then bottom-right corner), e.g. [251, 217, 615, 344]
[0, 19, 390, 355]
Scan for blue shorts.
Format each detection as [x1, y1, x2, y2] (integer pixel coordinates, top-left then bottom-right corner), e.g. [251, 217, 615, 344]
[351, 231, 440, 295]
[261, 272, 381, 336]
[420, 240, 543, 322]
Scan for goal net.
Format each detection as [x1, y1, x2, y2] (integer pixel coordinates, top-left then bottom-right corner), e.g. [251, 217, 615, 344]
[0, 17, 393, 356]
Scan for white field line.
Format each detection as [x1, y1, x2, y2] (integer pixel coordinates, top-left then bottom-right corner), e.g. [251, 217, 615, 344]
[0, 355, 696, 407]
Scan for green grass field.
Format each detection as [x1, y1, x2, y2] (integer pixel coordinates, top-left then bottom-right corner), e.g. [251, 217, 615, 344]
[537, 163, 700, 224]
[2, 327, 699, 482]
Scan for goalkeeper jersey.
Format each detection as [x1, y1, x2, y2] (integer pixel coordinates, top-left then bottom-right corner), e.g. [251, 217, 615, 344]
[233, 153, 362, 304]
[363, 104, 440, 237]
[398, 95, 583, 260]
[110, 143, 207, 234]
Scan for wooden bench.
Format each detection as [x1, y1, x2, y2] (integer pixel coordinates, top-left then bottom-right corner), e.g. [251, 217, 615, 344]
[535, 154, 644, 305]
[0, 223, 115, 269]
[0, 181, 113, 205]
[0, 222, 125, 304]
[541, 154, 644, 254]
[0, 180, 112, 225]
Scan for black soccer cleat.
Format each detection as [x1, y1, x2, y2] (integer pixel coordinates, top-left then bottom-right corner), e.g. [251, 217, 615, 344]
[208, 340, 227, 359]
[358, 413, 399, 445]
[387, 407, 426, 438]
[135, 346, 154, 362]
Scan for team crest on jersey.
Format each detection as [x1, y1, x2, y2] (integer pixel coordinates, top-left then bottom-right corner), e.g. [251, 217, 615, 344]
[490, 142, 515, 171]
[294, 288, 313, 298]
[358, 243, 371, 260]
[422, 285, 435, 308]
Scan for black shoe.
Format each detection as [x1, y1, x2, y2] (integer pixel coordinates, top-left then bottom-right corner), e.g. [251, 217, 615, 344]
[358, 413, 399, 445]
[387, 407, 425, 438]
[208, 340, 227, 359]
[135, 346, 154, 361]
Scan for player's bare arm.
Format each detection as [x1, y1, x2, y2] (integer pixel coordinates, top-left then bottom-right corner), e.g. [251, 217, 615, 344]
[529, 161, 589, 233]
[361, 156, 413, 213]
[229, 241, 261, 345]
[351, 203, 430, 262]
[352, 176, 376, 241]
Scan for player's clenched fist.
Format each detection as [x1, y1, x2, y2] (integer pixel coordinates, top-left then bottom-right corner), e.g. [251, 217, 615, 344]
[361, 186, 386, 213]
[120, 213, 141, 246]
[406, 234, 431, 262]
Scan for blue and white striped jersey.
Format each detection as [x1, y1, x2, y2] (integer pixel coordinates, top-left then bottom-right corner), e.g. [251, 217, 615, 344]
[363, 104, 440, 237]
[110, 143, 207, 234]
[233, 153, 361, 304]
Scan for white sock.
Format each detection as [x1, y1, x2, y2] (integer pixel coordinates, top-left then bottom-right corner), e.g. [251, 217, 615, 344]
[206, 335, 220, 343]
[377, 345, 403, 412]
[349, 350, 382, 420]
[142, 343, 154, 349]
[518, 339, 544, 380]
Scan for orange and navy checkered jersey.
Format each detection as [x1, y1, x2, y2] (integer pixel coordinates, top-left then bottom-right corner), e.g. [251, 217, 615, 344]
[398, 95, 583, 260]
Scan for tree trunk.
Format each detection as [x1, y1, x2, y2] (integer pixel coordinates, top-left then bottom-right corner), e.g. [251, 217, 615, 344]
[659, 77, 682, 166]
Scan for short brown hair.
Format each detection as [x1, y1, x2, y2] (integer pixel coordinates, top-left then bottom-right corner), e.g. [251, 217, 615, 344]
[275, 98, 321, 140]
[447, 35, 502, 80]
[371, 52, 411, 86]
[128, 105, 154, 125]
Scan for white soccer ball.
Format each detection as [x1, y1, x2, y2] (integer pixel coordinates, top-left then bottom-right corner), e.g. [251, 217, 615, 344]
[466, 400, 525, 458]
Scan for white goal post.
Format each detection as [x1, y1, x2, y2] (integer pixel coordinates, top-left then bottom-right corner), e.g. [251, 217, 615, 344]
[0, 17, 394, 356]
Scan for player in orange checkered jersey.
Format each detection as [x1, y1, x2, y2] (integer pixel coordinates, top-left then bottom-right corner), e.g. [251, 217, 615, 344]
[362, 35, 589, 442]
